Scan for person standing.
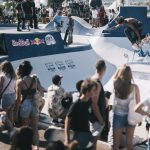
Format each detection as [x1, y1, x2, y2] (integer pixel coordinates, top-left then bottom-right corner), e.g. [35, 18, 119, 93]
[41, 7, 47, 24]
[89, 60, 107, 150]
[48, 5, 54, 21]
[16, 61, 44, 150]
[135, 98, 150, 150]
[53, 11, 63, 32]
[16, 0, 25, 31]
[64, 14, 74, 45]
[91, 8, 98, 28]
[0, 61, 16, 136]
[30, 0, 38, 29]
[22, 0, 33, 30]
[64, 79, 99, 150]
[3, 7, 9, 23]
[112, 65, 140, 150]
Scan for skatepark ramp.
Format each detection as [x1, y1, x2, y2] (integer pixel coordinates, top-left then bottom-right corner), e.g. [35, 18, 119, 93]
[45, 16, 103, 35]
[103, 6, 150, 37]
[0, 31, 116, 91]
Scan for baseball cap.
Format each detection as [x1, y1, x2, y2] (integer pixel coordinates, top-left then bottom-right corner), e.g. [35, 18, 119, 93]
[52, 74, 63, 85]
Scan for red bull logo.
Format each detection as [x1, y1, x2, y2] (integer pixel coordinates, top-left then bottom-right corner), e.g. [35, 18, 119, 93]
[11, 37, 49, 47]
[30, 38, 45, 45]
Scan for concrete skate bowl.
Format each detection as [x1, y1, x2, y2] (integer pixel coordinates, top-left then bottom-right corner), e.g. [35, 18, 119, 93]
[45, 16, 104, 36]
[0, 31, 116, 91]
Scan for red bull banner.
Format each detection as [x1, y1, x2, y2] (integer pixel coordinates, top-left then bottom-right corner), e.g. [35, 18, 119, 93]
[4, 32, 64, 61]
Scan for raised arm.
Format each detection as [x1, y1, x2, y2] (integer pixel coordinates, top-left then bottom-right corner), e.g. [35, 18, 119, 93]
[107, 24, 122, 31]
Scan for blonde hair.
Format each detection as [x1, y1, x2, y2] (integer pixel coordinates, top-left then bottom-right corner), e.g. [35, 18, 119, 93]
[114, 65, 133, 99]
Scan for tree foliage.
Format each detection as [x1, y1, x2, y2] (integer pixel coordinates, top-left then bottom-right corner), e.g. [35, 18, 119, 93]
[48, 0, 64, 6]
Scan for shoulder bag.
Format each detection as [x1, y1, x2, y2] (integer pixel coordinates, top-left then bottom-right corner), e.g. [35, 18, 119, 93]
[34, 77, 43, 107]
[0, 77, 12, 102]
[127, 86, 143, 126]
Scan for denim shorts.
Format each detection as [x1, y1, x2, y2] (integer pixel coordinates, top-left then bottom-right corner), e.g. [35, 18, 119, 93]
[2, 92, 16, 110]
[20, 99, 39, 118]
[113, 114, 135, 129]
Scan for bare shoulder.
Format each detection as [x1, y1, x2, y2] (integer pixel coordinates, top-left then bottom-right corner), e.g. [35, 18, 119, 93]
[16, 79, 22, 86]
[91, 74, 99, 81]
[132, 84, 139, 91]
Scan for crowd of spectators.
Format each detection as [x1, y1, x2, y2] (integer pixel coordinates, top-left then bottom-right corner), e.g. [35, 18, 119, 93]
[0, 59, 149, 150]
[0, 0, 116, 30]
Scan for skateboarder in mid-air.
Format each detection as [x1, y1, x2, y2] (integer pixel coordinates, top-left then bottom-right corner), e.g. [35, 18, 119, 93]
[107, 16, 144, 49]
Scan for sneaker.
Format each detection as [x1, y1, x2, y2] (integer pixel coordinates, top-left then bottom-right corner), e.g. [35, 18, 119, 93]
[132, 43, 140, 50]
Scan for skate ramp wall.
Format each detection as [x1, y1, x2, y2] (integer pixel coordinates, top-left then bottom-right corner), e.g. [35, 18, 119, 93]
[103, 6, 150, 37]
[0, 31, 116, 91]
[45, 16, 101, 35]
[3, 31, 64, 61]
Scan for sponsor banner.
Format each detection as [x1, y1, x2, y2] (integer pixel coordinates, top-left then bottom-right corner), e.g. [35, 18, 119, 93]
[4, 32, 64, 60]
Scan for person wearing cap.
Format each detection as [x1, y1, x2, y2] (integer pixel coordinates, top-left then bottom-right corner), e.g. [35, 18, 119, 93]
[107, 16, 144, 49]
[64, 14, 74, 45]
[47, 74, 72, 124]
[53, 11, 63, 32]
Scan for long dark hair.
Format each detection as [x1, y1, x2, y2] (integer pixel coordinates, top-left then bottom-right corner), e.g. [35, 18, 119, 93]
[17, 61, 33, 79]
[10, 126, 33, 150]
[114, 65, 133, 99]
[0, 60, 16, 79]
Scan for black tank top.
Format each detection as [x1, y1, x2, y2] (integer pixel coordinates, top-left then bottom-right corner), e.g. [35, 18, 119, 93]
[89, 80, 106, 123]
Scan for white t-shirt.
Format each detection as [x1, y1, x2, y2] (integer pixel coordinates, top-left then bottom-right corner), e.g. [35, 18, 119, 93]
[92, 9, 98, 19]
[48, 7, 53, 17]
[109, 12, 114, 21]
[72, 92, 80, 103]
